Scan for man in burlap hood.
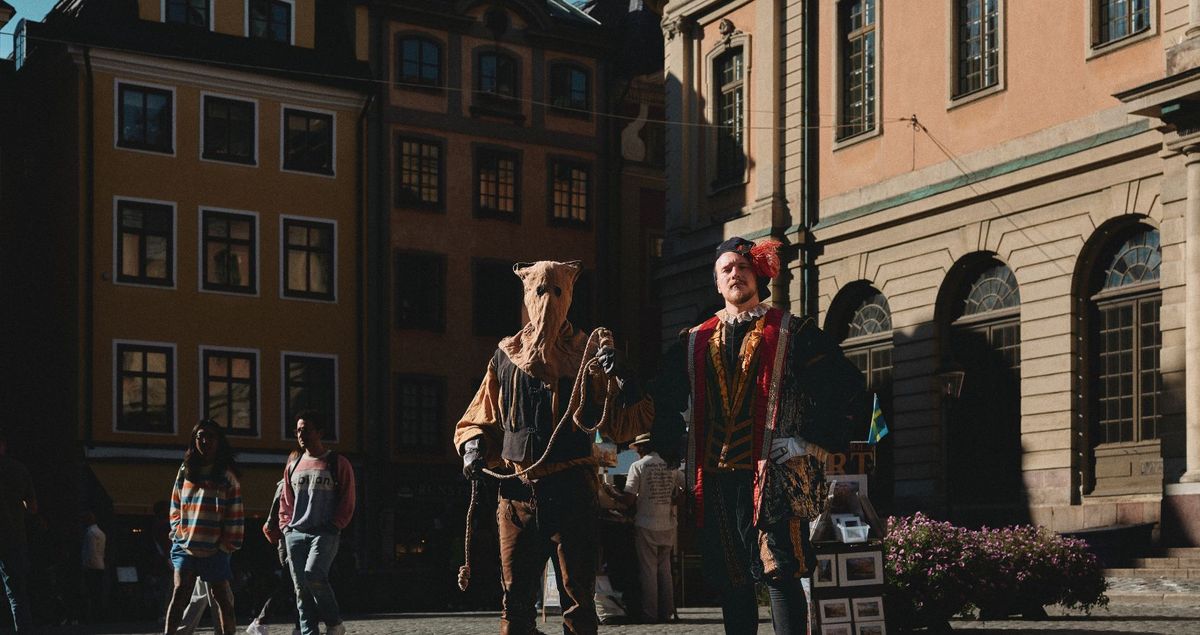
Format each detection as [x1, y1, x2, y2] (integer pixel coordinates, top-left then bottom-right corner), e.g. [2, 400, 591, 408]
[454, 260, 653, 635]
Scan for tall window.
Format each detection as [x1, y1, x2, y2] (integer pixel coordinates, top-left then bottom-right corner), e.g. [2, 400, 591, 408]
[550, 160, 589, 224]
[118, 84, 174, 153]
[475, 147, 519, 218]
[1096, 0, 1151, 46]
[394, 251, 446, 331]
[955, 0, 999, 97]
[203, 96, 255, 164]
[116, 200, 174, 286]
[549, 63, 590, 112]
[116, 342, 174, 433]
[202, 210, 256, 294]
[283, 218, 335, 301]
[398, 37, 441, 87]
[396, 375, 444, 450]
[477, 52, 518, 100]
[473, 259, 523, 337]
[283, 108, 334, 175]
[712, 48, 746, 187]
[945, 261, 1022, 516]
[396, 137, 443, 209]
[203, 349, 258, 436]
[249, 0, 292, 43]
[1093, 228, 1161, 445]
[165, 0, 210, 28]
[284, 354, 337, 440]
[838, 0, 876, 140]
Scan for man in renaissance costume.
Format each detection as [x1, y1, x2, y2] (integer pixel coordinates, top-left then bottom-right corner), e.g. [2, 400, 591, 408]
[651, 237, 868, 634]
[453, 260, 652, 635]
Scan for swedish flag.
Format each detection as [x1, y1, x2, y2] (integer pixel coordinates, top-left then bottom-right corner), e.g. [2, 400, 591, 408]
[867, 393, 889, 445]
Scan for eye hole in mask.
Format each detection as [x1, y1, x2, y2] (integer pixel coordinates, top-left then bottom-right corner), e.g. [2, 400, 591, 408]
[554, 286, 562, 297]
[536, 284, 547, 297]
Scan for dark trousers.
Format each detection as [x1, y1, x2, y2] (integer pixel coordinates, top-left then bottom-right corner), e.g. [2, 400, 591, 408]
[0, 548, 33, 632]
[497, 467, 599, 635]
[701, 471, 810, 635]
[83, 568, 107, 623]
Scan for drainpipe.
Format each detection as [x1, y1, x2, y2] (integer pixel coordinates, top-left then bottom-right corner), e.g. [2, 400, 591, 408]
[799, 1, 819, 318]
[356, 91, 374, 457]
[83, 46, 95, 447]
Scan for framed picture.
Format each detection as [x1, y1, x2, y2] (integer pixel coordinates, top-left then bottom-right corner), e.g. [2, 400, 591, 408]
[839, 551, 883, 587]
[829, 473, 868, 499]
[818, 598, 852, 624]
[821, 625, 853, 635]
[852, 596, 884, 620]
[813, 553, 838, 587]
[856, 621, 887, 635]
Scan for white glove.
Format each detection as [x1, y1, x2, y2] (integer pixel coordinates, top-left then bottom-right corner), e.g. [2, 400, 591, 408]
[769, 437, 808, 464]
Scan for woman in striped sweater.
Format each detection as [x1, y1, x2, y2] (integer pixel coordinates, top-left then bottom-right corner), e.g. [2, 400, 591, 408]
[163, 419, 244, 635]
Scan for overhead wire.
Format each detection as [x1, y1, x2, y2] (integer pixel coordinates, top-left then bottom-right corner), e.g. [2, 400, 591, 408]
[0, 30, 912, 133]
[910, 115, 1075, 277]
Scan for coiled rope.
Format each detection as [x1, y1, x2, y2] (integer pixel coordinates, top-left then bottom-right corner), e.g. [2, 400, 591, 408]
[458, 327, 620, 592]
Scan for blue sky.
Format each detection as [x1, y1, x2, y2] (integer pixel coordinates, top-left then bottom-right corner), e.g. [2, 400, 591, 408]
[2, 0, 56, 59]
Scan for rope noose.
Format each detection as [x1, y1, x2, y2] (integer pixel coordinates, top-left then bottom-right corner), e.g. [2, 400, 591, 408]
[458, 327, 619, 591]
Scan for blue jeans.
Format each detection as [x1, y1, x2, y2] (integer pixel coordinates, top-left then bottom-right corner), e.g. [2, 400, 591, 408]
[285, 529, 341, 635]
[0, 548, 32, 632]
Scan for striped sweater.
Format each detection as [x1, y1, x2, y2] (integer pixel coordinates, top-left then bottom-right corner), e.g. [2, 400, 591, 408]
[169, 465, 244, 556]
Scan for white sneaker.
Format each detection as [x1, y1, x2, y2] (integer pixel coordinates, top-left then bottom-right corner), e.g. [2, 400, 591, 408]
[327, 623, 346, 635]
[245, 620, 269, 635]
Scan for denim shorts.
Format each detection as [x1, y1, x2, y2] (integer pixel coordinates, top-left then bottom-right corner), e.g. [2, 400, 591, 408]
[170, 543, 232, 583]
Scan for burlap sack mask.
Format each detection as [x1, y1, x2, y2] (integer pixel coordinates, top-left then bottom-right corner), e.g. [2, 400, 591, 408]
[499, 260, 587, 384]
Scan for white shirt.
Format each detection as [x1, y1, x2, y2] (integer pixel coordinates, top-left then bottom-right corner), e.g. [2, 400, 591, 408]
[82, 523, 106, 570]
[625, 452, 683, 531]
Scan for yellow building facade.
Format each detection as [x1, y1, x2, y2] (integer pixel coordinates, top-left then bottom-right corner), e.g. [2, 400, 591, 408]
[5, 0, 369, 534]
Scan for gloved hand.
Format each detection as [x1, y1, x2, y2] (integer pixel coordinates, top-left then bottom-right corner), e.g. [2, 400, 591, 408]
[595, 346, 642, 404]
[769, 436, 808, 465]
[461, 437, 486, 480]
[595, 346, 628, 380]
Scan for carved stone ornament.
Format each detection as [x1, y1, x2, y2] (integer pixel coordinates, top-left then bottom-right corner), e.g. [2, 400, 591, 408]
[718, 18, 741, 45]
[662, 15, 695, 41]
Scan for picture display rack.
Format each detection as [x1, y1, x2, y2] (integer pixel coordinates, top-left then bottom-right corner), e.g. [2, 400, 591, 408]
[810, 491, 889, 635]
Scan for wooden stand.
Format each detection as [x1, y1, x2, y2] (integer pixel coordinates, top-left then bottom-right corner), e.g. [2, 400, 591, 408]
[810, 491, 889, 635]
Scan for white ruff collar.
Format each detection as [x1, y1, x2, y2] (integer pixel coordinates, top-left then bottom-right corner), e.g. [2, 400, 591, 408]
[716, 303, 769, 325]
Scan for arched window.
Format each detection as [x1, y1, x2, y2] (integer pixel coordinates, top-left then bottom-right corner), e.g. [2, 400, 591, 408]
[841, 291, 894, 398]
[1092, 228, 1161, 446]
[830, 285, 894, 511]
[942, 258, 1021, 522]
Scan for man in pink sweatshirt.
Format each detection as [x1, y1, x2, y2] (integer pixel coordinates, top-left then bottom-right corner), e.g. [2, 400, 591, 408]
[278, 410, 356, 635]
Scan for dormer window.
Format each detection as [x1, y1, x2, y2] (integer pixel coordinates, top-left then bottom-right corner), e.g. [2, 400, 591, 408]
[249, 0, 293, 44]
[165, 0, 211, 29]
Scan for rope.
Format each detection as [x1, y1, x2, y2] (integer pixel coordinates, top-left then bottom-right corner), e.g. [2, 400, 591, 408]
[458, 326, 621, 591]
[457, 479, 478, 592]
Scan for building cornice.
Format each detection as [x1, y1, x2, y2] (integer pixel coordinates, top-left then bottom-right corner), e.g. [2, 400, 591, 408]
[70, 46, 368, 111]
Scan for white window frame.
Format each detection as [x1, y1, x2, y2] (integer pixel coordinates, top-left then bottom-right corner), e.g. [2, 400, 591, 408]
[279, 351, 340, 443]
[279, 104, 338, 178]
[198, 206, 261, 297]
[114, 79, 177, 157]
[198, 345, 263, 439]
[279, 214, 338, 303]
[160, 0, 216, 31]
[1085, 0, 1157, 61]
[946, 0, 1006, 109]
[112, 339, 178, 436]
[832, 0, 883, 150]
[243, 0, 296, 45]
[199, 91, 260, 167]
[112, 196, 178, 290]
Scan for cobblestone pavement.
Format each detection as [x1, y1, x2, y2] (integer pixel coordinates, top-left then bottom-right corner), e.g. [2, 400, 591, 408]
[38, 602, 1200, 635]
